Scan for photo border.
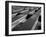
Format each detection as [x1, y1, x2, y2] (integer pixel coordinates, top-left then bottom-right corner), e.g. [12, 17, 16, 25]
[5, 1, 45, 36]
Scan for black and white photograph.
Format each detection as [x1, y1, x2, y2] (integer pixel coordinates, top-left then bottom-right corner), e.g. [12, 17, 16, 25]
[5, 1, 45, 36]
[12, 6, 41, 31]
